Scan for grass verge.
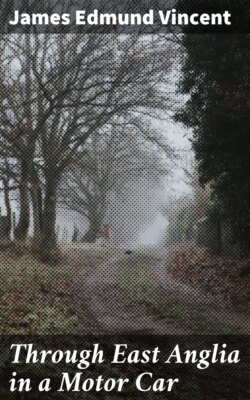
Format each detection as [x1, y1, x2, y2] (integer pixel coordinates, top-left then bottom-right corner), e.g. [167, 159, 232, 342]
[0, 244, 113, 335]
[117, 264, 239, 334]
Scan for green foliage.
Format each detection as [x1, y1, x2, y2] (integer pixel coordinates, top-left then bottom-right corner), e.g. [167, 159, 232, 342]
[176, 1, 250, 252]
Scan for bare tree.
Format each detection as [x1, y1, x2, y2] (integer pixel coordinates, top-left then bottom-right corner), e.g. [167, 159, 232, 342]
[60, 122, 170, 242]
[0, 35, 53, 240]
[0, 158, 19, 238]
[1, 33, 173, 258]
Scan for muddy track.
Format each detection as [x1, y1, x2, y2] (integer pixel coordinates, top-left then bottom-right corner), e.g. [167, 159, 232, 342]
[75, 252, 188, 334]
[74, 250, 250, 334]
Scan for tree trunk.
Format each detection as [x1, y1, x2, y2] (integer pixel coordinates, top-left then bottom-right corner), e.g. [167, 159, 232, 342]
[30, 168, 43, 250]
[14, 161, 30, 241]
[41, 173, 59, 261]
[82, 210, 104, 243]
[82, 221, 102, 243]
[3, 178, 12, 239]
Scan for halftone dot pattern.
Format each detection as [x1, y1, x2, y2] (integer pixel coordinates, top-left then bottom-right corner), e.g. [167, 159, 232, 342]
[1, 32, 248, 335]
[0, 1, 250, 399]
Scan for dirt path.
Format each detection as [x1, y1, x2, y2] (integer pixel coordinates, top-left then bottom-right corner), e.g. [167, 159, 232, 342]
[75, 251, 188, 334]
[150, 260, 250, 334]
[74, 249, 250, 334]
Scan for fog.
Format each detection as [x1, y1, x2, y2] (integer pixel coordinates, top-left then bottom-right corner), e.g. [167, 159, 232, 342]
[0, 42, 193, 247]
[0, 119, 191, 246]
[55, 118, 191, 246]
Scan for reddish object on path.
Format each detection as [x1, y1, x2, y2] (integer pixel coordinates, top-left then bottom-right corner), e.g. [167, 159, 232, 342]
[102, 224, 111, 241]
